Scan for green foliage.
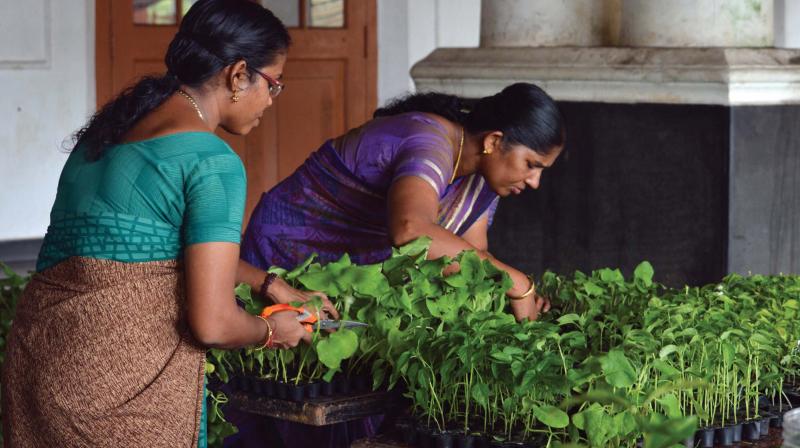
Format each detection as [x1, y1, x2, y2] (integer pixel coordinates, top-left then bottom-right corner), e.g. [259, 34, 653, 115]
[0, 263, 31, 448]
[5, 242, 793, 447]
[201, 249, 800, 447]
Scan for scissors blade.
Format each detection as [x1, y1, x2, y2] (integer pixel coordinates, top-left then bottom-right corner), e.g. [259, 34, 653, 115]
[313, 320, 369, 330]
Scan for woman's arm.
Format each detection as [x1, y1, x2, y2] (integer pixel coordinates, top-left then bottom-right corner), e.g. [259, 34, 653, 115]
[184, 242, 311, 349]
[388, 176, 548, 320]
[460, 213, 490, 252]
[237, 259, 339, 319]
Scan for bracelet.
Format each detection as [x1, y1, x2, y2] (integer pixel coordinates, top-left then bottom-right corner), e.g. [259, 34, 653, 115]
[255, 315, 274, 350]
[259, 272, 278, 300]
[509, 276, 536, 301]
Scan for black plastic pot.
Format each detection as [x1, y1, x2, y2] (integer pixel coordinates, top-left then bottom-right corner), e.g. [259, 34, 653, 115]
[321, 380, 336, 396]
[759, 417, 770, 438]
[306, 381, 321, 399]
[732, 423, 742, 442]
[265, 379, 277, 397]
[416, 427, 434, 448]
[489, 441, 526, 448]
[269, 379, 279, 397]
[275, 381, 289, 400]
[743, 421, 760, 441]
[354, 373, 372, 392]
[336, 375, 352, 395]
[771, 413, 783, 428]
[699, 428, 715, 448]
[682, 436, 695, 448]
[289, 384, 306, 402]
[716, 425, 734, 446]
[456, 434, 476, 448]
[239, 376, 251, 392]
[395, 421, 417, 446]
[433, 431, 455, 448]
[252, 379, 265, 395]
[475, 435, 491, 448]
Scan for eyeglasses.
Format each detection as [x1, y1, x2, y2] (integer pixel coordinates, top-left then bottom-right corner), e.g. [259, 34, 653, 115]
[251, 68, 285, 98]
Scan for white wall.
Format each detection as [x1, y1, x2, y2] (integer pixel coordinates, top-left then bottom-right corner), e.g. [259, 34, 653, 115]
[377, 0, 481, 107]
[0, 0, 95, 241]
[775, 0, 800, 47]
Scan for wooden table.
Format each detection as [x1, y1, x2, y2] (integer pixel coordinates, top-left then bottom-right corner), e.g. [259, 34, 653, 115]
[228, 390, 400, 426]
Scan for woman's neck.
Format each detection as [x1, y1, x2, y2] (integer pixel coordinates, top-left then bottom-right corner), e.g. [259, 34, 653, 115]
[453, 131, 482, 180]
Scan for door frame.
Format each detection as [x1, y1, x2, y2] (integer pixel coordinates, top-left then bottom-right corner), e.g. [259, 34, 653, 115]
[95, 0, 377, 111]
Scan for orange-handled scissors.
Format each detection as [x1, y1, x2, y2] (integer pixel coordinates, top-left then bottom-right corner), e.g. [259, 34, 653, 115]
[261, 304, 368, 332]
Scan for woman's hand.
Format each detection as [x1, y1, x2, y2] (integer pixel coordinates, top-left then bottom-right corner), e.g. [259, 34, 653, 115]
[267, 277, 340, 320]
[530, 294, 551, 320]
[509, 293, 551, 322]
[267, 311, 312, 348]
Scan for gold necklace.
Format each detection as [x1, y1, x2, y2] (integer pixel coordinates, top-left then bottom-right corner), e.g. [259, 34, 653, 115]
[177, 89, 205, 122]
[449, 127, 464, 184]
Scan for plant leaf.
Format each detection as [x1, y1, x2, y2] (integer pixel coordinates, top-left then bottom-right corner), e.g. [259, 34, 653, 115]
[531, 404, 569, 429]
[600, 349, 637, 388]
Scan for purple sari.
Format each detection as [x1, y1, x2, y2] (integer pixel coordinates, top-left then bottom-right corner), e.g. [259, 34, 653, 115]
[241, 112, 499, 271]
[230, 113, 498, 448]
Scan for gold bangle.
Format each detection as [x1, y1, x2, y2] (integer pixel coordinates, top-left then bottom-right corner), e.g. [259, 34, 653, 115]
[509, 276, 536, 301]
[255, 315, 273, 350]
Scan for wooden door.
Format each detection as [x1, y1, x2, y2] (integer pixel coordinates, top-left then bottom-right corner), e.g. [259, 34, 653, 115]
[96, 0, 377, 225]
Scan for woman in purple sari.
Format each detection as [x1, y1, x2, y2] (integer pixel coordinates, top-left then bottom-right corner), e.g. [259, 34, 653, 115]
[232, 83, 566, 447]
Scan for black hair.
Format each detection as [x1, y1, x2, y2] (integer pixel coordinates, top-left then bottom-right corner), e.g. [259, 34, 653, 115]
[374, 83, 565, 155]
[74, 0, 290, 160]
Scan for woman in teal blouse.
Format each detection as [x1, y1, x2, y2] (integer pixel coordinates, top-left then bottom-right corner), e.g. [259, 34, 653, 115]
[1, 1, 315, 447]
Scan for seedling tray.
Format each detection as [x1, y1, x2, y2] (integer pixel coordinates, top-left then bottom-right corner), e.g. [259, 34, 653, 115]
[354, 431, 787, 448]
[228, 389, 399, 426]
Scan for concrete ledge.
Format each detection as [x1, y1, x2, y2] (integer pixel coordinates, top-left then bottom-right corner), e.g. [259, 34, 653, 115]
[411, 47, 800, 105]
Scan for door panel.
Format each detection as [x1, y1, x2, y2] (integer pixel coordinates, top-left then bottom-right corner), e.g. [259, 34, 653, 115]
[96, 0, 377, 228]
[276, 59, 345, 180]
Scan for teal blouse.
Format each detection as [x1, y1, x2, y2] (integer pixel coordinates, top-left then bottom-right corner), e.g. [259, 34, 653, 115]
[37, 132, 246, 271]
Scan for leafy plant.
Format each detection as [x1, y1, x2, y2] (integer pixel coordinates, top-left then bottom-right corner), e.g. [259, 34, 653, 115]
[0, 263, 31, 447]
[171, 242, 800, 447]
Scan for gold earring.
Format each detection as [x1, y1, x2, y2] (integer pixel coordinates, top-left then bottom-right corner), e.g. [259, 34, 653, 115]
[231, 90, 240, 103]
[482, 147, 493, 155]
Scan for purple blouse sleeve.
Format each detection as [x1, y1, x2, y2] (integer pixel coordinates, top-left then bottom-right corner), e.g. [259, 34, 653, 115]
[485, 196, 500, 227]
[390, 118, 454, 198]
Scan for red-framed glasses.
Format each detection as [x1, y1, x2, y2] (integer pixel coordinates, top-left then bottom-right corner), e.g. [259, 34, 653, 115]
[251, 68, 285, 98]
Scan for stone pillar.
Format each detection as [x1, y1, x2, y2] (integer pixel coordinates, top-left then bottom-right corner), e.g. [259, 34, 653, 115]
[412, 0, 800, 284]
[619, 0, 773, 47]
[479, 0, 615, 47]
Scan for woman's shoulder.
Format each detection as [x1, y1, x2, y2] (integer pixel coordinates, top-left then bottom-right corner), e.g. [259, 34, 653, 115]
[364, 112, 454, 149]
[125, 131, 229, 150]
[374, 111, 450, 131]
[115, 132, 243, 181]
[121, 131, 237, 160]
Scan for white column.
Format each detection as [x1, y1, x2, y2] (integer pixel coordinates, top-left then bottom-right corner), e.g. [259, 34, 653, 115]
[619, 0, 774, 47]
[479, 0, 614, 47]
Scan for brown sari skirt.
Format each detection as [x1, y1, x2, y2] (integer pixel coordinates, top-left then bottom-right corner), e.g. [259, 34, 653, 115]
[2, 257, 204, 447]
